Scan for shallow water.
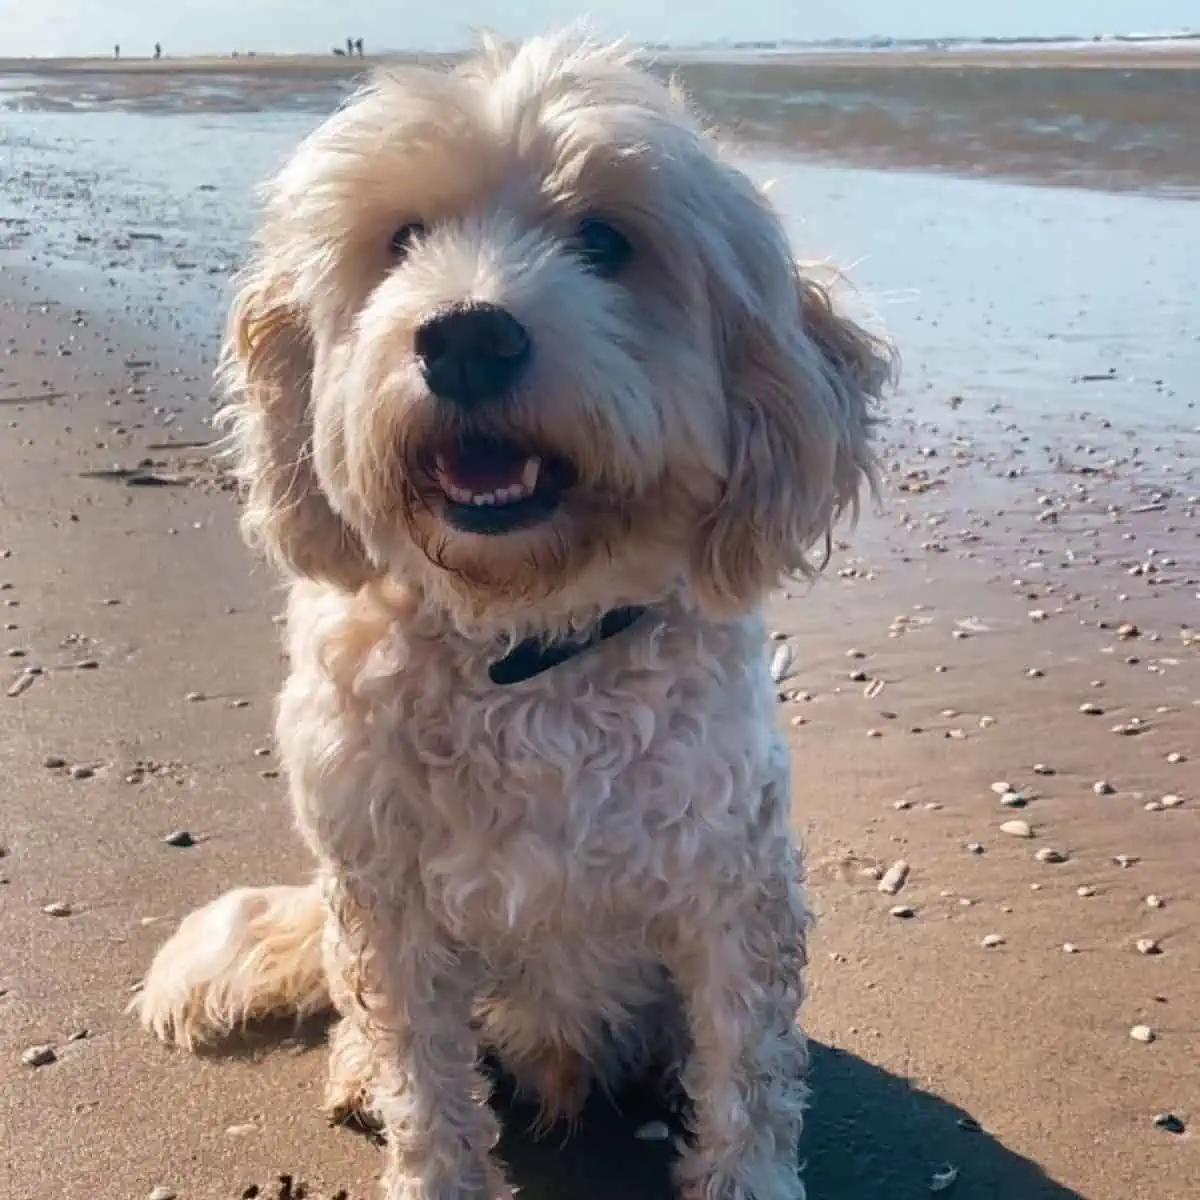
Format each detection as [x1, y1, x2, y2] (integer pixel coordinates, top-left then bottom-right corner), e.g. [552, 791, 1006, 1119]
[0, 66, 1197, 437]
[4, 58, 1200, 195]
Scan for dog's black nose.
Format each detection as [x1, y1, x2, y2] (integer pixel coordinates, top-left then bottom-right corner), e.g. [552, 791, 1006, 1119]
[415, 303, 531, 405]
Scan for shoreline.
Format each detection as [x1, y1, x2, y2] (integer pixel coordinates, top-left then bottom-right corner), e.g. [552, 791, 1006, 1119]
[5, 51, 1198, 204]
[1, 153, 1198, 1200]
[5, 39, 1200, 77]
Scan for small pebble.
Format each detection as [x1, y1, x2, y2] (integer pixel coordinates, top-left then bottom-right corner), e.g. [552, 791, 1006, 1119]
[185, 691, 205, 703]
[634, 1120, 671, 1142]
[1112, 854, 1138, 868]
[148, 1189, 177, 1200]
[4, 672, 35, 697]
[68, 764, 94, 780]
[929, 1165, 959, 1193]
[1093, 780, 1115, 795]
[1000, 819, 1033, 838]
[1062, 942, 1079, 954]
[1079, 702, 1104, 715]
[1033, 763, 1055, 776]
[42, 901, 72, 917]
[768, 643, 794, 684]
[42, 755, 66, 769]
[1076, 885, 1096, 897]
[878, 861, 910, 896]
[21, 1044, 56, 1068]
[965, 842, 985, 854]
[981, 934, 1005, 948]
[1159, 794, 1184, 809]
[1145, 895, 1165, 909]
[1129, 1024, 1155, 1044]
[1135, 938, 1162, 956]
[1165, 752, 1185, 764]
[163, 830, 195, 848]
[1035, 848, 1069, 864]
[890, 905, 915, 919]
[1153, 1112, 1186, 1134]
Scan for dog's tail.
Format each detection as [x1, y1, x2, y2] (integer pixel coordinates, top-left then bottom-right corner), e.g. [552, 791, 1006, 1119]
[135, 883, 329, 1050]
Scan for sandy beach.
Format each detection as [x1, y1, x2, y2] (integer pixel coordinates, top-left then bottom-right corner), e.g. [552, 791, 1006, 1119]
[1, 49, 1198, 1200]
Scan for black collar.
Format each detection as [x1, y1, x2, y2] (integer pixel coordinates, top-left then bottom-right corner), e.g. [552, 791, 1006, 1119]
[488, 606, 647, 686]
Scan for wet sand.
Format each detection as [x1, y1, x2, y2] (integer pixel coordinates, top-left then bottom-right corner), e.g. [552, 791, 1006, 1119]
[4, 49, 1200, 197]
[1, 61, 1199, 1200]
[2, 268, 1197, 1200]
[3, 255, 1198, 1199]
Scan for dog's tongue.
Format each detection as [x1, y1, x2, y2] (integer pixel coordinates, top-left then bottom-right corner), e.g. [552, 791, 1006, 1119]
[439, 440, 537, 492]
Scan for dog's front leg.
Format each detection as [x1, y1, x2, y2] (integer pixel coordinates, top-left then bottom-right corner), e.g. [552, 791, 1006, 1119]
[661, 871, 810, 1200]
[336, 884, 503, 1200]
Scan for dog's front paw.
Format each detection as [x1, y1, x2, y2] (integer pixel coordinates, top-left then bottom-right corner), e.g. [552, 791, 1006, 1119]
[324, 1016, 382, 1130]
[675, 1151, 805, 1200]
[380, 1168, 513, 1200]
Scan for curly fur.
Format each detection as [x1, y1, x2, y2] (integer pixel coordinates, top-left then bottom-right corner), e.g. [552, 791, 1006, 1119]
[136, 27, 893, 1200]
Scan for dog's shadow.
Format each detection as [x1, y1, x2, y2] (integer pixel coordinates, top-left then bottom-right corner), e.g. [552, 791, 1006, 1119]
[218, 1026, 1084, 1198]
[492, 1041, 1086, 1200]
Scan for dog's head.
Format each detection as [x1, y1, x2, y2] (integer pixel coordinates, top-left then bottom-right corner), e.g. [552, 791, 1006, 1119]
[221, 30, 893, 631]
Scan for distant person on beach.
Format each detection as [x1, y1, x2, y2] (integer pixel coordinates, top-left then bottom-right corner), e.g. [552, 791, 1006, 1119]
[355, 37, 364, 56]
[114, 44, 120, 59]
[154, 43, 162, 60]
[346, 37, 354, 56]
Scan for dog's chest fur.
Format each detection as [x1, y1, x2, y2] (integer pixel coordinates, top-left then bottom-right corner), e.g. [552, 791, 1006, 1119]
[284, 587, 785, 953]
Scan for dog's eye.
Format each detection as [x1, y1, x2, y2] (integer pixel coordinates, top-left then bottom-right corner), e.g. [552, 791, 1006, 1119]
[389, 222, 425, 259]
[574, 219, 632, 278]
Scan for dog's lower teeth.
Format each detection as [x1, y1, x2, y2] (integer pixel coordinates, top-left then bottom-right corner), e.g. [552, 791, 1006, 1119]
[436, 454, 544, 510]
[443, 482, 532, 507]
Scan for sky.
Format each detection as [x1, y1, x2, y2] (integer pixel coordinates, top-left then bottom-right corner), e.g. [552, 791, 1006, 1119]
[1, 1, 1196, 59]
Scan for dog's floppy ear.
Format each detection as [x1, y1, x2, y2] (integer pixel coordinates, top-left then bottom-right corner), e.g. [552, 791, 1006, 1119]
[692, 236, 894, 616]
[218, 263, 375, 591]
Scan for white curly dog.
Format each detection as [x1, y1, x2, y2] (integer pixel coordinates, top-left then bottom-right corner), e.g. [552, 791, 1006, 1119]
[136, 28, 891, 1200]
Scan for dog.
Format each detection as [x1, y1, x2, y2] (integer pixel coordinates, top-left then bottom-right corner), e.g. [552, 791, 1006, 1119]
[136, 28, 892, 1200]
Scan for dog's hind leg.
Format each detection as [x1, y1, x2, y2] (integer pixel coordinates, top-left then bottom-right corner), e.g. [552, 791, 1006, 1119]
[135, 882, 329, 1049]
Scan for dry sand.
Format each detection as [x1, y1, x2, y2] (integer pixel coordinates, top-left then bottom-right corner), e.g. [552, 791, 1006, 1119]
[1, 261, 1197, 1200]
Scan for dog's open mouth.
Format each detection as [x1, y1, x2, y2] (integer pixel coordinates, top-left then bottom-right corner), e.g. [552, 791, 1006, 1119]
[433, 435, 575, 535]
